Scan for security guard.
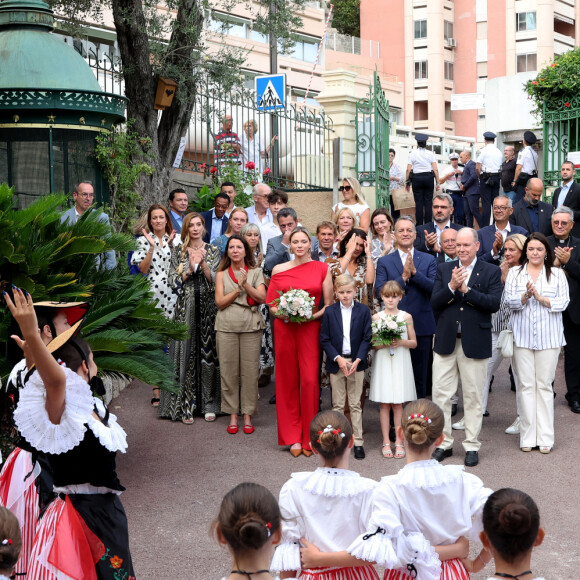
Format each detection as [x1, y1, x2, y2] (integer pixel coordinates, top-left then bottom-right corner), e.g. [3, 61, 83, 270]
[513, 130, 539, 204]
[476, 131, 503, 227]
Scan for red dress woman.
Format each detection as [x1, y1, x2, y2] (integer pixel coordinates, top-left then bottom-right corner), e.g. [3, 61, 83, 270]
[266, 227, 333, 457]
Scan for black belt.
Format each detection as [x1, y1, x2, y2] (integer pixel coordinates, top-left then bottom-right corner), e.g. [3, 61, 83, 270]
[456, 333, 462, 339]
[481, 172, 500, 176]
[340, 353, 352, 358]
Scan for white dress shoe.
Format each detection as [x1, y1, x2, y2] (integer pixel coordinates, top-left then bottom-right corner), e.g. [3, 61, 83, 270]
[452, 417, 465, 430]
[505, 417, 520, 435]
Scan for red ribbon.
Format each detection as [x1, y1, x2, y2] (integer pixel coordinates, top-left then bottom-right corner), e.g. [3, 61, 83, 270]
[228, 266, 256, 306]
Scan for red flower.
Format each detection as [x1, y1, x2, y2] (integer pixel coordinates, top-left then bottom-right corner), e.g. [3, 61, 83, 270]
[263, 167, 272, 175]
[531, 81, 538, 85]
[245, 161, 255, 170]
[210, 166, 218, 175]
[200, 163, 207, 171]
[565, 102, 571, 107]
[110, 556, 123, 569]
[251, 180, 258, 186]
[551, 63, 557, 68]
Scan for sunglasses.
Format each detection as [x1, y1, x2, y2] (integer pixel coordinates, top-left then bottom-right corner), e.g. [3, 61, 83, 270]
[339, 185, 352, 192]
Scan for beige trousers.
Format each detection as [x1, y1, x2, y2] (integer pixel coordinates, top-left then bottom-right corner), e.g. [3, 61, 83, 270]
[432, 339, 488, 452]
[512, 345, 559, 449]
[217, 330, 262, 416]
[330, 360, 365, 446]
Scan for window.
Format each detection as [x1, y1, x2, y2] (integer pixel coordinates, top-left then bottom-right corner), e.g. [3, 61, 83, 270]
[444, 20, 454, 40]
[289, 35, 319, 63]
[444, 61, 454, 81]
[516, 53, 537, 72]
[516, 12, 537, 32]
[415, 61, 428, 79]
[209, 13, 250, 38]
[414, 20, 427, 39]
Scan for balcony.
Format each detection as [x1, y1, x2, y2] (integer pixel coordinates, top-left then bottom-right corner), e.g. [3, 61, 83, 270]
[554, 31, 575, 55]
[325, 32, 380, 58]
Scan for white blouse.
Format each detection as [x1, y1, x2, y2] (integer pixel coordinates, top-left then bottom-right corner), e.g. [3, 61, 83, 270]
[505, 265, 569, 350]
[333, 201, 370, 227]
[408, 149, 435, 173]
[271, 467, 377, 573]
[348, 460, 492, 580]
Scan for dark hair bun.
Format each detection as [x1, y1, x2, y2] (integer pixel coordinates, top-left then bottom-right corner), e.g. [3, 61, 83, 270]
[236, 514, 269, 550]
[407, 422, 428, 446]
[498, 503, 532, 536]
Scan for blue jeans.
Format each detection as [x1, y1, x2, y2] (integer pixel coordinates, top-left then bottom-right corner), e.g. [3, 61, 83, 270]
[504, 190, 517, 204]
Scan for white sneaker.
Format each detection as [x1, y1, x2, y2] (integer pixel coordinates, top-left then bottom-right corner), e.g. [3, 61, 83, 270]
[452, 417, 465, 430]
[505, 417, 520, 435]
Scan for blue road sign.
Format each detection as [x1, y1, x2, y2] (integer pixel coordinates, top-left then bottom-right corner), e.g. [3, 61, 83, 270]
[255, 74, 286, 111]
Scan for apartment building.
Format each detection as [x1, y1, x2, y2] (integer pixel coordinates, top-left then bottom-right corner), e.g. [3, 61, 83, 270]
[361, 0, 580, 140]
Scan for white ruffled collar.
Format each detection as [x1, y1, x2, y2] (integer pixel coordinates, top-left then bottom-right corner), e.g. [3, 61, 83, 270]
[87, 398, 128, 453]
[389, 459, 465, 489]
[295, 467, 376, 498]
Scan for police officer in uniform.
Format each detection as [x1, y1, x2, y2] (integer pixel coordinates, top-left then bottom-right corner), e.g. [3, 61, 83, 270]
[513, 130, 539, 204]
[476, 131, 503, 227]
[439, 152, 464, 225]
[406, 134, 440, 226]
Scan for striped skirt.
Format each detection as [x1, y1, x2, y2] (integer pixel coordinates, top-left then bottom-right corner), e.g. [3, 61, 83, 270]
[301, 565, 380, 580]
[0, 448, 41, 579]
[383, 558, 469, 580]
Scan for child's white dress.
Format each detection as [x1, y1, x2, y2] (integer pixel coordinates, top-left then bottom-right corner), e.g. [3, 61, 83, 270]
[272, 467, 380, 580]
[369, 311, 416, 404]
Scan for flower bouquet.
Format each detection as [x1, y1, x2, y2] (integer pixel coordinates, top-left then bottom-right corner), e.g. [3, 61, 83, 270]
[371, 314, 406, 356]
[271, 287, 315, 324]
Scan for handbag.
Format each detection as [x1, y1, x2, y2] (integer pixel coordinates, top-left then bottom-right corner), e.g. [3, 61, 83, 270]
[496, 329, 514, 358]
[391, 187, 416, 211]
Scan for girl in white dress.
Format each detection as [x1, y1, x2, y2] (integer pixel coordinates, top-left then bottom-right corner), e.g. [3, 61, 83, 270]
[272, 410, 379, 580]
[0, 507, 21, 580]
[348, 399, 492, 580]
[370, 281, 417, 459]
[462, 488, 545, 580]
[214, 482, 282, 580]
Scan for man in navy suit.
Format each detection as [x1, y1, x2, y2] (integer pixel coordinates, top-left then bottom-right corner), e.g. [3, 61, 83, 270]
[510, 178, 552, 237]
[431, 228, 502, 467]
[321, 273, 372, 459]
[414, 192, 462, 256]
[375, 215, 437, 398]
[167, 188, 189, 234]
[477, 194, 528, 264]
[459, 150, 482, 228]
[552, 163, 580, 238]
[200, 193, 230, 243]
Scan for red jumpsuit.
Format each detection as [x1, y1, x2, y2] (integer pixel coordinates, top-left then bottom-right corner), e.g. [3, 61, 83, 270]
[266, 261, 328, 451]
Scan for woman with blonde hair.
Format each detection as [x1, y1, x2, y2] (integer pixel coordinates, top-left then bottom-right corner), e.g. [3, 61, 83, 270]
[212, 207, 249, 256]
[331, 177, 370, 233]
[240, 119, 277, 173]
[160, 212, 222, 424]
[333, 206, 357, 244]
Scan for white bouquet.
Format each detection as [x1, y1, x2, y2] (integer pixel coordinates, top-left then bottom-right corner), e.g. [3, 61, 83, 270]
[371, 314, 405, 355]
[272, 287, 315, 323]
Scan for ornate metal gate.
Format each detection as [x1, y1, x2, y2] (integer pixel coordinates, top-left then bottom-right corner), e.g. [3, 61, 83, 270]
[355, 71, 390, 207]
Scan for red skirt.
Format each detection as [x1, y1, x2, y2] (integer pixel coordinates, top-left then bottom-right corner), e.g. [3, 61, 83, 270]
[301, 565, 380, 580]
[383, 558, 469, 580]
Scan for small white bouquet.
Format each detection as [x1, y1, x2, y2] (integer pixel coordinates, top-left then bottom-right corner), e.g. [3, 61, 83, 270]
[371, 314, 405, 355]
[272, 287, 315, 324]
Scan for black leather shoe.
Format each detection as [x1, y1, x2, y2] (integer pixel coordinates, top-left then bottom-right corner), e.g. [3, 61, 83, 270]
[354, 446, 365, 460]
[432, 448, 452, 462]
[451, 403, 457, 417]
[464, 451, 479, 467]
[483, 410, 490, 417]
[269, 394, 276, 404]
[571, 401, 580, 414]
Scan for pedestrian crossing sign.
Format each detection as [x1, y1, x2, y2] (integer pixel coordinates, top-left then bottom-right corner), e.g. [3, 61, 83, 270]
[255, 74, 286, 111]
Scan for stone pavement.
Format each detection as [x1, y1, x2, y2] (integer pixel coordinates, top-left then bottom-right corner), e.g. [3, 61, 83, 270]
[113, 355, 578, 579]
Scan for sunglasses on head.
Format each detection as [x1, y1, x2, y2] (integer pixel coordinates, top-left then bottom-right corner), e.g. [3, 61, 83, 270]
[339, 185, 352, 192]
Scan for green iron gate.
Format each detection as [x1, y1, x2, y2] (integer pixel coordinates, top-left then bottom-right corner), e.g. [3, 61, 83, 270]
[355, 71, 390, 208]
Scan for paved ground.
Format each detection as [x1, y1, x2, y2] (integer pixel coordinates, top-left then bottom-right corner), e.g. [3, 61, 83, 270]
[113, 355, 578, 579]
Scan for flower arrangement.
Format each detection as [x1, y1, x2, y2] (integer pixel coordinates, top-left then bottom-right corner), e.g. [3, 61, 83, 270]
[371, 314, 405, 355]
[271, 288, 315, 323]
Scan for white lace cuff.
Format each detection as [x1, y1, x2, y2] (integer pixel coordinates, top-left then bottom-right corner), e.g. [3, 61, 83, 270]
[87, 398, 128, 453]
[14, 367, 94, 455]
[270, 541, 301, 573]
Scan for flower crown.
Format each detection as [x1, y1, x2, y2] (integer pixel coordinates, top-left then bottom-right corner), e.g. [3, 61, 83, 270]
[407, 413, 432, 424]
[317, 424, 346, 443]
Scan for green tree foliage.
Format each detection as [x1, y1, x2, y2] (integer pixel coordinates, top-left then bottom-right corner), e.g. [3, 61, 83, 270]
[525, 48, 580, 117]
[331, 0, 360, 38]
[0, 184, 187, 390]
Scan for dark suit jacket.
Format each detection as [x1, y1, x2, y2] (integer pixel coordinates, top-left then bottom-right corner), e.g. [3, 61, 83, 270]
[461, 160, 479, 196]
[320, 301, 372, 374]
[264, 234, 290, 277]
[414, 222, 462, 255]
[200, 209, 228, 243]
[553, 181, 580, 238]
[477, 224, 529, 264]
[375, 250, 437, 336]
[548, 234, 580, 324]
[431, 260, 502, 358]
[510, 198, 552, 237]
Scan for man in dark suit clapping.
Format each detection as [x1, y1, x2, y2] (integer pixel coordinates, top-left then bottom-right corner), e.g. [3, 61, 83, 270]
[552, 161, 580, 238]
[414, 192, 462, 256]
[510, 178, 552, 237]
[431, 228, 502, 467]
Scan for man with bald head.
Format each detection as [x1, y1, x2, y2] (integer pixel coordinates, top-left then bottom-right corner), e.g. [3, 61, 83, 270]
[430, 227, 502, 467]
[510, 177, 553, 237]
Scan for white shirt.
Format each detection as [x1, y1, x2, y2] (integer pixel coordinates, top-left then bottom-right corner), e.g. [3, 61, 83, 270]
[476, 143, 503, 173]
[505, 265, 569, 350]
[340, 302, 353, 356]
[442, 166, 462, 191]
[516, 145, 539, 174]
[558, 180, 573, 206]
[449, 257, 477, 298]
[272, 468, 377, 573]
[398, 247, 415, 264]
[261, 221, 281, 252]
[208, 208, 224, 243]
[246, 205, 273, 227]
[408, 148, 435, 173]
[349, 460, 492, 575]
[491, 222, 512, 259]
[240, 135, 265, 173]
[333, 201, 370, 227]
